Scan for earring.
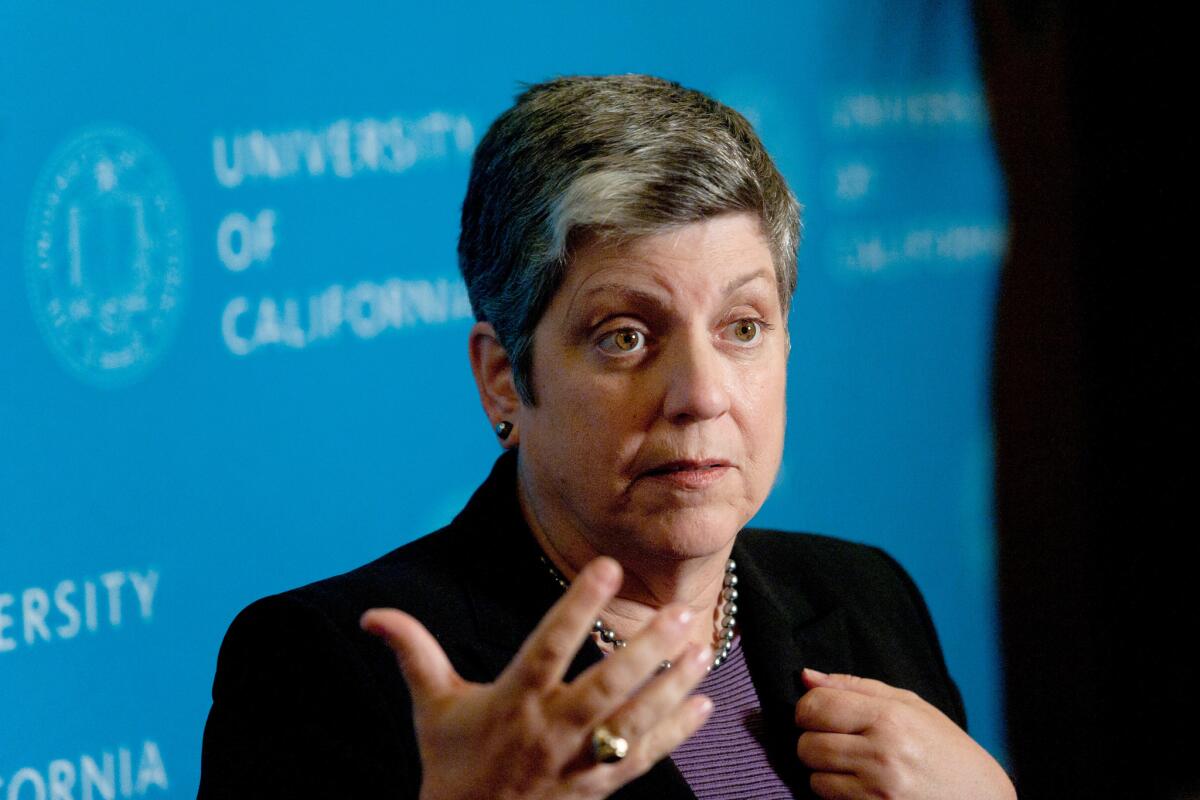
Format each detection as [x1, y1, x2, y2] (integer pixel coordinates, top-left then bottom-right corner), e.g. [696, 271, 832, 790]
[494, 420, 514, 441]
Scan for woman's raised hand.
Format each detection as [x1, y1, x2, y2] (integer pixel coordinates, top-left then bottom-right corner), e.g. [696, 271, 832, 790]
[795, 669, 1017, 800]
[360, 557, 714, 800]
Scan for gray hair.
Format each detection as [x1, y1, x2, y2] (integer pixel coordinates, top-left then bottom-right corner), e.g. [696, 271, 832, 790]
[458, 74, 801, 405]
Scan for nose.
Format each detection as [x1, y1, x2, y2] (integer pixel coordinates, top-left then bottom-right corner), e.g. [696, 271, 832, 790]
[661, 328, 732, 423]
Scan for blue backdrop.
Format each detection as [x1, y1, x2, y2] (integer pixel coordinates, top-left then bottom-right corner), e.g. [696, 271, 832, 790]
[0, 2, 1006, 796]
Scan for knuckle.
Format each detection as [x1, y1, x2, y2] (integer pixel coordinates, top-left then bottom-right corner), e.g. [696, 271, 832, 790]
[517, 643, 568, 686]
[591, 665, 627, 700]
[812, 686, 836, 702]
[870, 755, 912, 799]
[809, 772, 836, 796]
[872, 768, 911, 800]
[893, 736, 923, 769]
[556, 699, 593, 728]
[797, 687, 831, 719]
[509, 718, 556, 771]
[795, 731, 822, 762]
[576, 563, 612, 595]
[514, 697, 562, 754]
[551, 686, 597, 728]
[873, 702, 907, 731]
[563, 666, 630, 726]
[608, 708, 645, 740]
[862, 782, 892, 800]
[873, 746, 898, 773]
[514, 692, 544, 724]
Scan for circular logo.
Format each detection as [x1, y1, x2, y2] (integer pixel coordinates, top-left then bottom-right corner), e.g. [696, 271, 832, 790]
[25, 125, 188, 387]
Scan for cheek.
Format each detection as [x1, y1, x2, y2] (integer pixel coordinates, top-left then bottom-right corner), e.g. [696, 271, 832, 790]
[551, 349, 662, 420]
[737, 347, 787, 404]
[733, 358, 787, 463]
[531, 360, 642, 469]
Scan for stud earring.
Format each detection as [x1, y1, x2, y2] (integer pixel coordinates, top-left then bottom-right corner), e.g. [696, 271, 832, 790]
[494, 420, 513, 441]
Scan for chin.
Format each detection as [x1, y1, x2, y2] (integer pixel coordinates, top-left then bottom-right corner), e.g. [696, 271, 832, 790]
[621, 506, 745, 562]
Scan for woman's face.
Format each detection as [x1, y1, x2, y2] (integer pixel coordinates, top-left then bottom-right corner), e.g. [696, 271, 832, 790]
[515, 211, 789, 566]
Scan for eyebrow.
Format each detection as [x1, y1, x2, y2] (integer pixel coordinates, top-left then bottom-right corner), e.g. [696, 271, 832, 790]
[576, 269, 775, 310]
[722, 268, 775, 296]
[576, 284, 670, 312]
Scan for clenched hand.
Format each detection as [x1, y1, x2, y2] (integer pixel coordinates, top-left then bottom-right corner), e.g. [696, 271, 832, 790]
[795, 669, 1016, 800]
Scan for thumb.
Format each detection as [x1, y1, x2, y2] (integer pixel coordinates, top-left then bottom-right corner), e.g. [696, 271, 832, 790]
[361, 608, 461, 705]
[801, 668, 913, 702]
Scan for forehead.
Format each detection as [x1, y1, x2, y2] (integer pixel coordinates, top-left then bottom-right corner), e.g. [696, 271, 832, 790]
[557, 213, 777, 312]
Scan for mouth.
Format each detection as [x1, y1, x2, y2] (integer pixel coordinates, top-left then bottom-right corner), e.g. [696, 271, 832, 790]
[638, 459, 733, 489]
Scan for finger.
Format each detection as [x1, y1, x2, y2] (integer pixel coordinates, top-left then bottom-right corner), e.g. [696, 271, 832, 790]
[809, 771, 863, 800]
[613, 694, 714, 779]
[360, 608, 461, 708]
[794, 687, 880, 734]
[802, 668, 919, 705]
[499, 557, 622, 693]
[796, 730, 870, 774]
[556, 603, 696, 728]
[603, 641, 713, 738]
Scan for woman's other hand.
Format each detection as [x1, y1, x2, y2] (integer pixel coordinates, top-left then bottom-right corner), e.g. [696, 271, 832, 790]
[795, 669, 1016, 800]
[361, 557, 713, 800]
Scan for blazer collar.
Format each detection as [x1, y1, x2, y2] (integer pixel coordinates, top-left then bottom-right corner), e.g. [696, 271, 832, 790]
[451, 450, 568, 660]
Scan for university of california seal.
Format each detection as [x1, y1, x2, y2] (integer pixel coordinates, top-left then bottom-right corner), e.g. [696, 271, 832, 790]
[25, 125, 187, 387]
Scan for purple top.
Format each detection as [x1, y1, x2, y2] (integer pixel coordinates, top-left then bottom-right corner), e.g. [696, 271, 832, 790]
[670, 635, 795, 799]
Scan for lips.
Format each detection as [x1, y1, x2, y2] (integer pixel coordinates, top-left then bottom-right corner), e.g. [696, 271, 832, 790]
[637, 458, 733, 489]
[641, 459, 731, 476]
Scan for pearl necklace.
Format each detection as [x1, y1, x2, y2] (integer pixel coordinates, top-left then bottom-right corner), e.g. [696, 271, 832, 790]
[539, 556, 738, 672]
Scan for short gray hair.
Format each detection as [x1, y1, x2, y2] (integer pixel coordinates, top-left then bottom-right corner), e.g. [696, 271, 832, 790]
[458, 74, 801, 405]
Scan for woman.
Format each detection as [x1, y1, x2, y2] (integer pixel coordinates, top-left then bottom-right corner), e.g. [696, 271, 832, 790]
[200, 75, 1015, 800]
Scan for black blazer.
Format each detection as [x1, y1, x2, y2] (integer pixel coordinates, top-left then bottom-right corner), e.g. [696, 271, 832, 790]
[199, 451, 966, 799]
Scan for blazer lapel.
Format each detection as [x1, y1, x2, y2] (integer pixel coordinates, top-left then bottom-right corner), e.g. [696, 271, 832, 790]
[734, 534, 857, 799]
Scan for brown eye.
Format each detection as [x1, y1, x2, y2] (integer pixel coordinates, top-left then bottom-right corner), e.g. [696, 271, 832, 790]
[613, 330, 642, 351]
[732, 319, 759, 343]
[598, 327, 648, 356]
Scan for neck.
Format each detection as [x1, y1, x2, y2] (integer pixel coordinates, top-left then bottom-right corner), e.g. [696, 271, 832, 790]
[518, 471, 736, 652]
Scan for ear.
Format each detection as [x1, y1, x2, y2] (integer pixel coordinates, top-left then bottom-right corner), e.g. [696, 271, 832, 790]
[468, 321, 522, 447]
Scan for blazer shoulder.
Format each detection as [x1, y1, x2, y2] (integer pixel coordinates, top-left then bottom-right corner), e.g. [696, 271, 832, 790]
[737, 528, 968, 727]
[738, 528, 904, 588]
[203, 576, 419, 798]
[738, 526, 941, 639]
[264, 522, 477, 632]
[201, 529, 474, 797]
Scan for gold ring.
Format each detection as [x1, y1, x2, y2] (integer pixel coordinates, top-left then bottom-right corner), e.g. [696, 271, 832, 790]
[591, 725, 629, 764]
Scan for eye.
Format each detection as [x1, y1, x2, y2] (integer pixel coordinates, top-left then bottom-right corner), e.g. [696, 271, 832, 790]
[728, 318, 763, 345]
[598, 328, 646, 354]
